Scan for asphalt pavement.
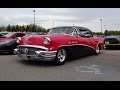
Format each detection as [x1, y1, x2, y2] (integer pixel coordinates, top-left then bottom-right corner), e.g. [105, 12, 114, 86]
[0, 49, 120, 81]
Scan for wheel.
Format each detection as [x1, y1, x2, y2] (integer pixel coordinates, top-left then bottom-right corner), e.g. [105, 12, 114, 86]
[9, 49, 15, 54]
[94, 45, 100, 55]
[53, 48, 67, 65]
[9, 44, 17, 54]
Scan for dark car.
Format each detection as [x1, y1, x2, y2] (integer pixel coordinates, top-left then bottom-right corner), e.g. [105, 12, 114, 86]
[0, 32, 26, 54]
[105, 35, 120, 49]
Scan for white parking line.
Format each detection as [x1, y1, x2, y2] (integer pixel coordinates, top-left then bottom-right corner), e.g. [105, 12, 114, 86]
[75, 65, 102, 75]
[102, 50, 120, 55]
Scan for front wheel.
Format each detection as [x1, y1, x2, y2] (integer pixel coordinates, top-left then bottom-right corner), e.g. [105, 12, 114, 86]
[53, 48, 67, 65]
[9, 44, 17, 54]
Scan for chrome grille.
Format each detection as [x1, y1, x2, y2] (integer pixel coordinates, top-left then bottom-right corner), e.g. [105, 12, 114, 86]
[18, 47, 45, 55]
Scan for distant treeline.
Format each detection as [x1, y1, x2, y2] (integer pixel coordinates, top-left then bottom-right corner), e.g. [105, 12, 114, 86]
[0, 24, 48, 32]
[1, 25, 120, 36]
[93, 30, 120, 36]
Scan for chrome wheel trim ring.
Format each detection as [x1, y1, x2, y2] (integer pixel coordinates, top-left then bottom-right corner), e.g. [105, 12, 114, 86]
[57, 49, 66, 62]
[96, 46, 100, 54]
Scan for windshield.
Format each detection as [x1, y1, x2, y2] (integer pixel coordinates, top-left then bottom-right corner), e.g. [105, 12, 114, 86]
[48, 27, 74, 35]
[4, 32, 14, 38]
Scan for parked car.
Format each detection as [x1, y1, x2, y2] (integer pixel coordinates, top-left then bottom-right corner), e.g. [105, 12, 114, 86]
[0, 34, 4, 37]
[0, 32, 9, 36]
[0, 32, 9, 37]
[105, 35, 120, 49]
[0, 32, 26, 54]
[14, 26, 104, 65]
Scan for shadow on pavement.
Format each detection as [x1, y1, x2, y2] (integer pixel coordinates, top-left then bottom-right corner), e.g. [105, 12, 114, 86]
[18, 59, 59, 67]
[0, 53, 14, 55]
[105, 48, 120, 50]
[17, 54, 95, 67]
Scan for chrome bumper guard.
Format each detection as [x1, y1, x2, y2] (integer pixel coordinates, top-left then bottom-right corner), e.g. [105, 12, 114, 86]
[14, 45, 57, 61]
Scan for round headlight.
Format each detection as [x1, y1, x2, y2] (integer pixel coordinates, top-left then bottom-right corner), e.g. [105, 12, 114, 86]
[16, 37, 21, 43]
[43, 37, 51, 45]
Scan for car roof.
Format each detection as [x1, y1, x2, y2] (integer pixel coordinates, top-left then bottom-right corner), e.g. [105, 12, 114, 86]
[51, 26, 90, 30]
[105, 35, 120, 38]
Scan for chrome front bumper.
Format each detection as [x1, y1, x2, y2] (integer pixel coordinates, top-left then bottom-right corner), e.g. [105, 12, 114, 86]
[14, 45, 57, 61]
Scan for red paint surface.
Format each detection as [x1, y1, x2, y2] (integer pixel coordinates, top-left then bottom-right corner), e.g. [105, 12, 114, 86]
[20, 34, 105, 51]
[0, 32, 26, 41]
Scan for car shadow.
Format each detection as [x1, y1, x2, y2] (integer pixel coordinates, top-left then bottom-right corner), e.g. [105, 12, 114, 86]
[67, 54, 93, 62]
[0, 53, 14, 55]
[17, 54, 96, 67]
[105, 48, 120, 50]
[18, 59, 59, 67]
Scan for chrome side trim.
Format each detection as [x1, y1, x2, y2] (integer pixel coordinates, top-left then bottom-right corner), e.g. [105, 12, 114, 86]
[59, 44, 95, 50]
[18, 45, 48, 50]
[35, 51, 57, 57]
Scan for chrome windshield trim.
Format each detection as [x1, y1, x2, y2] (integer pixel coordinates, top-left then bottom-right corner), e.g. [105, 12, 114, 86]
[18, 45, 48, 50]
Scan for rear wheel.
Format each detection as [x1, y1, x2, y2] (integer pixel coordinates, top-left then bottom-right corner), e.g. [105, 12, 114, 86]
[53, 48, 67, 65]
[94, 45, 100, 55]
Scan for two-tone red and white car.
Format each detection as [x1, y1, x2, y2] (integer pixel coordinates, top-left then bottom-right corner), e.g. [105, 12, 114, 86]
[14, 26, 105, 65]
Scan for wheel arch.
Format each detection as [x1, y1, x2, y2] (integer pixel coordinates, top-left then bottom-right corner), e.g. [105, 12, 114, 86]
[57, 46, 71, 59]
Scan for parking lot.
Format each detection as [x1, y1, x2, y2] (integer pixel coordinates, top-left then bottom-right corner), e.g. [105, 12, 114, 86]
[0, 49, 120, 81]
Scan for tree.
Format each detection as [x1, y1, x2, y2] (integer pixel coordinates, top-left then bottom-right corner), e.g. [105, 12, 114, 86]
[21, 25, 26, 32]
[11, 26, 16, 32]
[104, 30, 109, 36]
[0, 24, 46, 32]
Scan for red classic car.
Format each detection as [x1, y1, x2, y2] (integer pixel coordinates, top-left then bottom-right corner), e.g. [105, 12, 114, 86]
[14, 26, 105, 65]
[0, 32, 26, 53]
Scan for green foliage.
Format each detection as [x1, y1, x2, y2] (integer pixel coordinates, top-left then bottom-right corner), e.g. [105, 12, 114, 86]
[93, 32, 104, 35]
[104, 30, 120, 36]
[1, 25, 120, 35]
[93, 30, 120, 36]
[0, 24, 46, 32]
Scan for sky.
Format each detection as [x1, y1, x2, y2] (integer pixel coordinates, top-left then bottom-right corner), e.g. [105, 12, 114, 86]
[0, 8, 120, 32]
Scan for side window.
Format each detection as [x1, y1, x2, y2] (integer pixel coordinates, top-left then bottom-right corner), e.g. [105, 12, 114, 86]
[16, 33, 25, 37]
[79, 29, 93, 37]
[65, 27, 74, 34]
[11, 34, 16, 38]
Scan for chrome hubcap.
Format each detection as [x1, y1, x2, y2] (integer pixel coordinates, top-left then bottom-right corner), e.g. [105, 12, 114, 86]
[96, 46, 100, 54]
[57, 49, 66, 62]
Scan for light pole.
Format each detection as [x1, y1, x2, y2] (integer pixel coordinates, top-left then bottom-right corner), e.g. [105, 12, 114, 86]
[104, 25, 106, 31]
[53, 20, 54, 28]
[33, 10, 35, 32]
[100, 19, 102, 33]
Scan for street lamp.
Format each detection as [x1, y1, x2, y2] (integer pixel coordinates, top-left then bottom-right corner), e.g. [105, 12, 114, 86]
[104, 25, 106, 31]
[33, 10, 35, 32]
[53, 20, 54, 28]
[100, 19, 102, 33]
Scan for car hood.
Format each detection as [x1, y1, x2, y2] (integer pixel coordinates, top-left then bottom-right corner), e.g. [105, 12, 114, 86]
[21, 34, 72, 46]
[0, 37, 14, 41]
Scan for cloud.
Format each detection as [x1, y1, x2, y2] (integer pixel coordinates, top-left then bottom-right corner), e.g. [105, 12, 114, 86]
[0, 8, 120, 32]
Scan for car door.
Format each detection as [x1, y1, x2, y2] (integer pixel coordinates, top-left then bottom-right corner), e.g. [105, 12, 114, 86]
[78, 28, 94, 48]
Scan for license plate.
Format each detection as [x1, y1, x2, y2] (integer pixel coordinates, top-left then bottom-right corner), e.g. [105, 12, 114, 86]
[105, 41, 109, 45]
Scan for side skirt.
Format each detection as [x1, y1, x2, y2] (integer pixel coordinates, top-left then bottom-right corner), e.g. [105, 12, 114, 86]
[65, 45, 96, 59]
